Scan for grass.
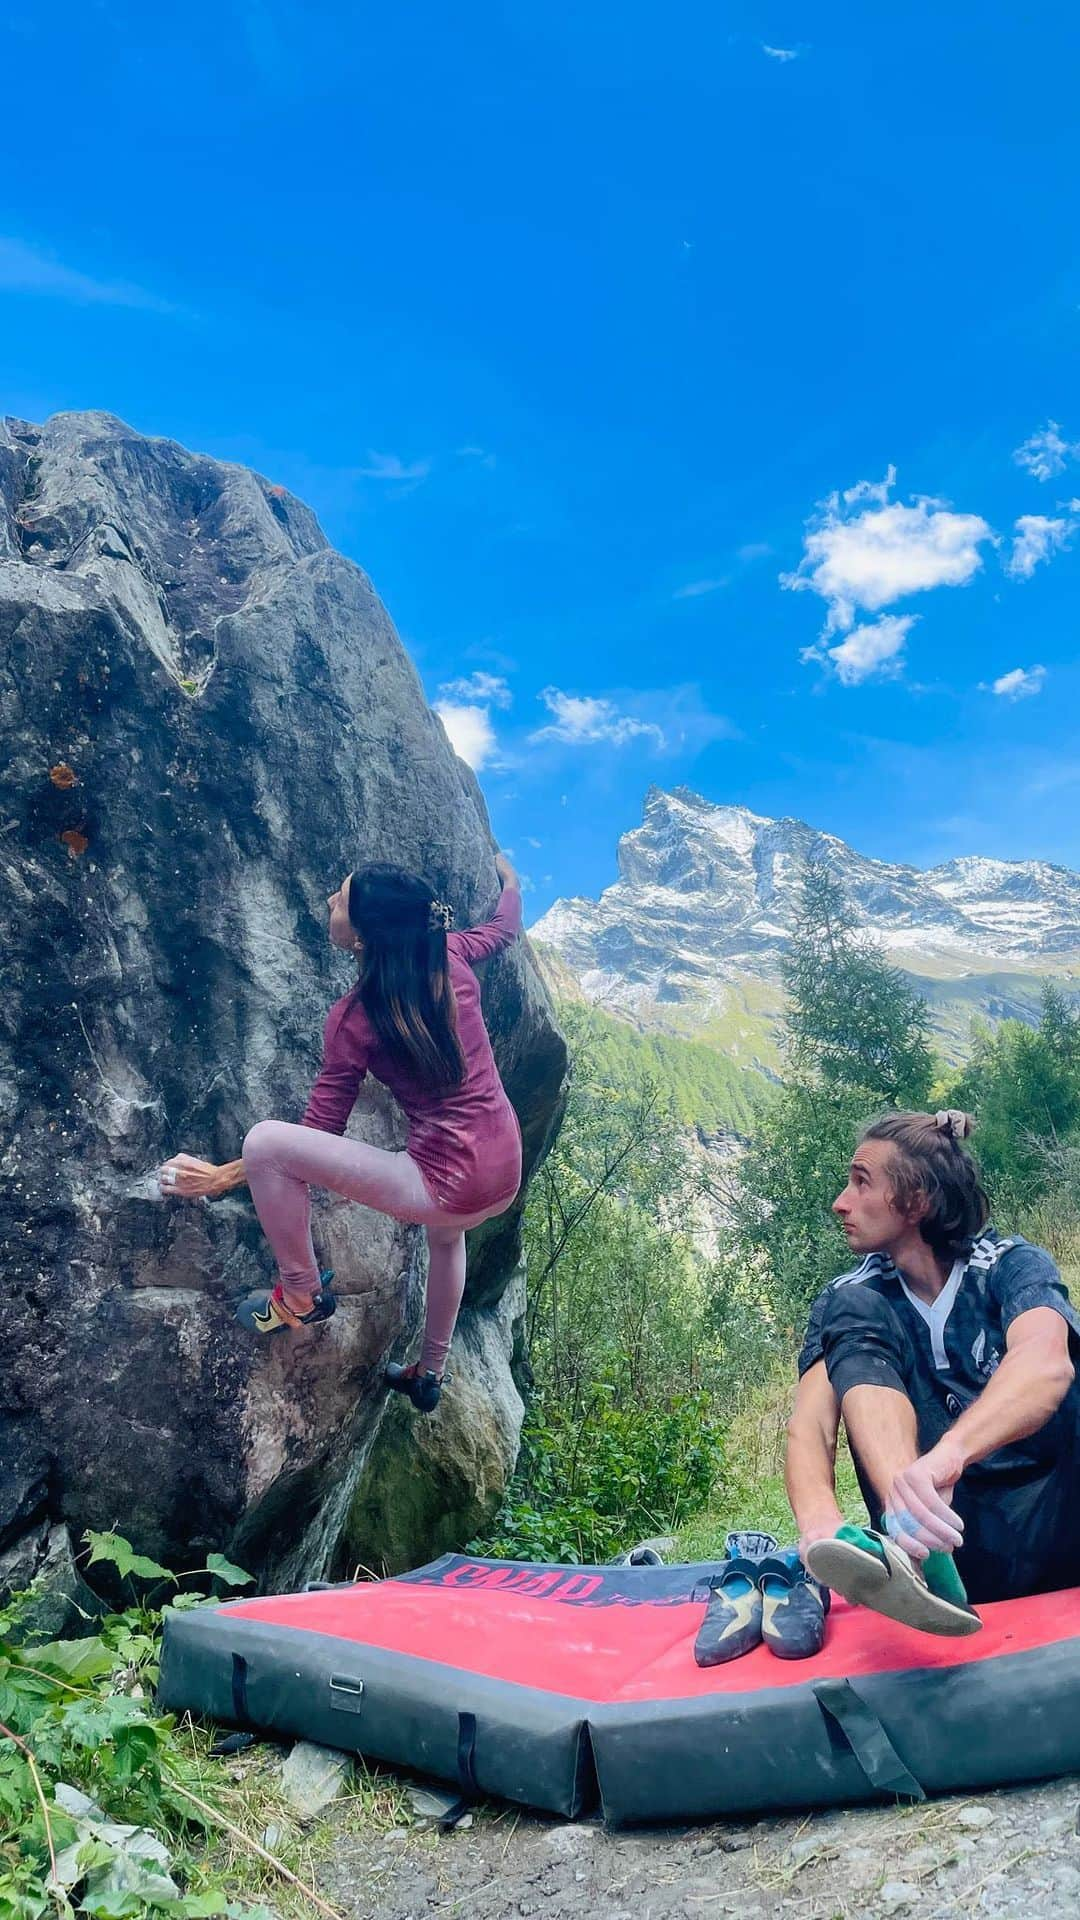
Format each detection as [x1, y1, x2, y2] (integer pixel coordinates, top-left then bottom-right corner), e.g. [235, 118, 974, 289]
[675, 1360, 863, 1560]
[170, 1725, 420, 1918]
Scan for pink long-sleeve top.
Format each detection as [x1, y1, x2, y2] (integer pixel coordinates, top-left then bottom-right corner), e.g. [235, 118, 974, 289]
[301, 885, 524, 1214]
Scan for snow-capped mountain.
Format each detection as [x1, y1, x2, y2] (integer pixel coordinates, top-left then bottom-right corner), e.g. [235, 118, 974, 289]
[531, 787, 1080, 1023]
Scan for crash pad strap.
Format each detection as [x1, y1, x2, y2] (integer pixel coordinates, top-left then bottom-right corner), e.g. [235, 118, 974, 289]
[813, 1679, 925, 1802]
[231, 1653, 249, 1723]
[457, 1711, 478, 1795]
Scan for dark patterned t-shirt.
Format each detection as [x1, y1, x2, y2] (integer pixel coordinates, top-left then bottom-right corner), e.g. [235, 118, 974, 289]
[798, 1230, 1080, 1477]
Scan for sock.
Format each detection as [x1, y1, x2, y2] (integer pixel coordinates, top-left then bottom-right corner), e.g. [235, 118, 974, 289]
[921, 1549, 970, 1606]
[835, 1522, 888, 1565]
[867, 1516, 971, 1605]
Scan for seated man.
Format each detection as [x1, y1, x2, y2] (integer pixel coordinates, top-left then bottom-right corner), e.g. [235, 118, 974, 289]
[786, 1109, 1080, 1635]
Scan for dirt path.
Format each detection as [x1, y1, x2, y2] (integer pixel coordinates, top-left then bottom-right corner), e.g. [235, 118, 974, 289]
[314, 1774, 1080, 1920]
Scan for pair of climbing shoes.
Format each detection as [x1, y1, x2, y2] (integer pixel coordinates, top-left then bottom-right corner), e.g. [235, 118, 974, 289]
[236, 1273, 445, 1416]
[695, 1535, 830, 1667]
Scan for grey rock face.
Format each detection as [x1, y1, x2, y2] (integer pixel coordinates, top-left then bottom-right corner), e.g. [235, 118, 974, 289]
[343, 1261, 527, 1575]
[0, 411, 566, 1588]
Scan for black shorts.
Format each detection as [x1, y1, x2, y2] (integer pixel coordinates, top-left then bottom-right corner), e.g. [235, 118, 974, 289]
[819, 1282, 1080, 1604]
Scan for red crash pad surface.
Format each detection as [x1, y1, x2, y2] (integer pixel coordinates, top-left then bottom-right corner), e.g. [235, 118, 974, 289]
[225, 1564, 1080, 1704]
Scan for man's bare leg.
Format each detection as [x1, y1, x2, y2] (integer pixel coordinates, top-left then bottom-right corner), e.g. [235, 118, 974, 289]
[840, 1384, 963, 1558]
[839, 1384, 919, 1521]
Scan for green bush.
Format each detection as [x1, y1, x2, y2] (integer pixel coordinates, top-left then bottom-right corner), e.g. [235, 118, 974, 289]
[481, 1390, 724, 1565]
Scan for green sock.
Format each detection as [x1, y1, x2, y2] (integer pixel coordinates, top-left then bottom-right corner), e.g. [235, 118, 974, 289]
[838, 1523, 969, 1605]
[867, 1515, 970, 1605]
[921, 1550, 969, 1606]
[835, 1522, 887, 1565]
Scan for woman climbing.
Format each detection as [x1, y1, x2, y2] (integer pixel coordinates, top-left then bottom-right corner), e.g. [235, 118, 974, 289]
[158, 852, 524, 1411]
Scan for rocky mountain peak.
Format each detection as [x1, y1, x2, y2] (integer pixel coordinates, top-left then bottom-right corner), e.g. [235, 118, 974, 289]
[532, 787, 1080, 1024]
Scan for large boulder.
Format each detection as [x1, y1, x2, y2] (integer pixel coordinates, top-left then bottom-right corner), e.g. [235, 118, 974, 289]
[0, 411, 565, 1590]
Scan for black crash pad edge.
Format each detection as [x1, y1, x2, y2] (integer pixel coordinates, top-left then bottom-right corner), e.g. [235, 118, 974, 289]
[158, 1608, 597, 1820]
[590, 1635, 1080, 1824]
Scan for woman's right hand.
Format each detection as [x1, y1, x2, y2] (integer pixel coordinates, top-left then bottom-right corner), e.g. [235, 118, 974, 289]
[159, 1152, 226, 1199]
[495, 851, 520, 889]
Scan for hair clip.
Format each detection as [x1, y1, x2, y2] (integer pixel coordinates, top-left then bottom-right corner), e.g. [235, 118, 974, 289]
[429, 900, 455, 932]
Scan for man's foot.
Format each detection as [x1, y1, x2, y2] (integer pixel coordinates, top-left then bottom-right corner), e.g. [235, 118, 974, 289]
[805, 1524, 981, 1637]
[693, 1558, 763, 1667]
[236, 1272, 337, 1335]
[385, 1361, 445, 1413]
[758, 1553, 829, 1660]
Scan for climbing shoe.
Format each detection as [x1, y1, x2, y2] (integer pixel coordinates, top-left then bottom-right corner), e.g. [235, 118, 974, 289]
[693, 1557, 763, 1667]
[724, 1530, 779, 1562]
[236, 1272, 337, 1336]
[805, 1524, 981, 1637]
[612, 1544, 666, 1568]
[758, 1553, 829, 1660]
[385, 1361, 445, 1414]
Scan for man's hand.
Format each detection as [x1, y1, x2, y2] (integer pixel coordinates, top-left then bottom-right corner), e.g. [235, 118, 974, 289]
[159, 1152, 226, 1200]
[495, 851, 520, 889]
[885, 1442, 966, 1560]
[797, 1507, 844, 1570]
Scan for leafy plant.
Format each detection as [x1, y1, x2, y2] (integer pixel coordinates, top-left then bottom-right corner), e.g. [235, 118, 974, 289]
[482, 1390, 724, 1565]
[720, 861, 939, 1323]
[0, 1532, 294, 1920]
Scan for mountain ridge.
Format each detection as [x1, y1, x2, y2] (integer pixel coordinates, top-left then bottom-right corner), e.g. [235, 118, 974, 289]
[530, 787, 1080, 1054]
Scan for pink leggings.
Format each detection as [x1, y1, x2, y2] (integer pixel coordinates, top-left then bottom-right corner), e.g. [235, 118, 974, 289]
[242, 1120, 510, 1375]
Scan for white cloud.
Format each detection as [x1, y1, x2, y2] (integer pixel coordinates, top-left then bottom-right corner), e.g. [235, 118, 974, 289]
[433, 670, 514, 769]
[673, 577, 728, 599]
[783, 467, 993, 634]
[0, 235, 174, 311]
[762, 43, 798, 59]
[1013, 420, 1077, 483]
[531, 688, 665, 748]
[438, 670, 512, 708]
[458, 444, 497, 469]
[737, 541, 773, 563]
[1005, 514, 1073, 580]
[803, 614, 917, 686]
[434, 702, 497, 769]
[528, 682, 733, 753]
[990, 665, 1047, 701]
[359, 451, 431, 482]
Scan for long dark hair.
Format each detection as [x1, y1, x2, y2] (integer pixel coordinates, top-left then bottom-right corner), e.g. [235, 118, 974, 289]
[348, 864, 466, 1088]
[860, 1110, 989, 1260]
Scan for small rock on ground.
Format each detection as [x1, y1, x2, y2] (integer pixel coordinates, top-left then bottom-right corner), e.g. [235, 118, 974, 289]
[279, 1741, 351, 1819]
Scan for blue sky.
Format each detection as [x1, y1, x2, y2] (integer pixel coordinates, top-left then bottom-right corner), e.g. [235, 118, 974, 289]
[3, 3, 1079, 915]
